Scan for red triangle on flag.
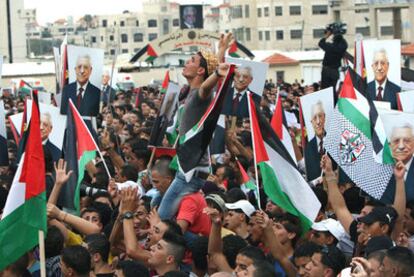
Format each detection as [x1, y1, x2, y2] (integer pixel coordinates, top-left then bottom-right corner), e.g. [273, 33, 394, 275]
[271, 94, 284, 140]
[249, 93, 269, 163]
[228, 42, 237, 54]
[147, 44, 158, 58]
[236, 159, 250, 184]
[161, 70, 170, 92]
[20, 92, 45, 200]
[69, 101, 98, 158]
[339, 71, 357, 100]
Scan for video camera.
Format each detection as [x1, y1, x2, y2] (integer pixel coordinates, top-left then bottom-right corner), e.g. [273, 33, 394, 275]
[325, 22, 347, 35]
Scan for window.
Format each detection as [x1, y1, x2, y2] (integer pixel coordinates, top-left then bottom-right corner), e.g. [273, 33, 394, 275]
[148, 19, 157, 27]
[245, 5, 250, 18]
[312, 5, 328, 15]
[120, 21, 125, 27]
[100, 36, 104, 42]
[313, 29, 325, 38]
[258, 31, 263, 41]
[102, 19, 107, 27]
[289, 6, 301, 15]
[110, 49, 115, 55]
[264, 7, 269, 17]
[163, 19, 169, 35]
[355, 26, 370, 36]
[134, 48, 140, 53]
[136, 20, 139, 26]
[148, 33, 158, 41]
[121, 34, 128, 43]
[161, 6, 167, 12]
[276, 71, 285, 82]
[245, 28, 251, 41]
[122, 49, 128, 53]
[265, 30, 270, 40]
[133, 33, 143, 42]
[257, 8, 262, 17]
[109, 35, 114, 41]
[232, 5, 243, 18]
[276, 30, 284, 40]
[91, 36, 96, 43]
[173, 19, 179, 26]
[290, 29, 302, 39]
[275, 6, 283, 16]
[380, 26, 393, 36]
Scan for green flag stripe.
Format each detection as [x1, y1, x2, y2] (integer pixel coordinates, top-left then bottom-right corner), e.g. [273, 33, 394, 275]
[259, 162, 312, 232]
[382, 143, 394, 164]
[0, 192, 46, 270]
[338, 98, 371, 139]
[74, 150, 96, 213]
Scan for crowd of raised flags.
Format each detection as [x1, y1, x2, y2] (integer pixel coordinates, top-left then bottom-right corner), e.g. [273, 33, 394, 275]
[0, 33, 414, 277]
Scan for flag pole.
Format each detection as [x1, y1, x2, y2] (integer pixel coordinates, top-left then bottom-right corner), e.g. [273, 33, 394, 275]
[247, 92, 262, 210]
[38, 230, 46, 277]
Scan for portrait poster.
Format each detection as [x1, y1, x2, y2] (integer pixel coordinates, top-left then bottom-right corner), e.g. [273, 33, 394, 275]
[300, 87, 335, 142]
[9, 100, 66, 150]
[180, 5, 203, 29]
[363, 39, 401, 87]
[225, 57, 269, 97]
[67, 45, 104, 89]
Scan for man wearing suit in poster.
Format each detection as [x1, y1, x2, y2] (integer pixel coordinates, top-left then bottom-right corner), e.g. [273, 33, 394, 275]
[60, 54, 100, 116]
[367, 48, 400, 110]
[41, 112, 61, 163]
[101, 70, 116, 105]
[381, 124, 414, 204]
[221, 66, 261, 118]
[304, 101, 326, 182]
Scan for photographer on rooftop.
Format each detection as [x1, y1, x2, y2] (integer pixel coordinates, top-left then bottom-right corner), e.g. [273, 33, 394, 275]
[319, 23, 348, 90]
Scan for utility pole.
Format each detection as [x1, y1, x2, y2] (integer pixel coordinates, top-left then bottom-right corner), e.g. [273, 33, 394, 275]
[6, 0, 13, 63]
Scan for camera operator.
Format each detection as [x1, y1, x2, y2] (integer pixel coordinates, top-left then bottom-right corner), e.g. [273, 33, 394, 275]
[319, 23, 348, 90]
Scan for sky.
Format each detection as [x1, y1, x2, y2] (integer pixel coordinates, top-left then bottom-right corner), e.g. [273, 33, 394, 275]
[24, 0, 223, 25]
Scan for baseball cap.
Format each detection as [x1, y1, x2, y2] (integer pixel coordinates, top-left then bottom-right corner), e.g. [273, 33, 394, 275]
[225, 200, 256, 218]
[358, 206, 398, 229]
[312, 218, 346, 241]
[205, 193, 227, 213]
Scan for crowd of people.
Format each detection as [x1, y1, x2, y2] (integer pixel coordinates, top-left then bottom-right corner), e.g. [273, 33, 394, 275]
[1, 33, 414, 277]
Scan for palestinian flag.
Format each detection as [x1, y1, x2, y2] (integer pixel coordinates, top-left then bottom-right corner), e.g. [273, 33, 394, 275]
[0, 92, 46, 270]
[0, 100, 9, 165]
[236, 158, 256, 192]
[130, 44, 158, 63]
[177, 65, 235, 182]
[166, 104, 183, 146]
[325, 70, 394, 199]
[228, 41, 255, 59]
[248, 92, 320, 231]
[160, 70, 170, 94]
[19, 80, 32, 95]
[60, 100, 98, 212]
[271, 93, 297, 164]
[148, 146, 176, 159]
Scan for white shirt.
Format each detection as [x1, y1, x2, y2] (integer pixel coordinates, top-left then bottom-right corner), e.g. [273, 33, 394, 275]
[375, 79, 388, 99]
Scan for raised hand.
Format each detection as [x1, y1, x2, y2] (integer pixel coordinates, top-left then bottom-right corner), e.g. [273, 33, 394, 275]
[147, 207, 161, 227]
[203, 207, 222, 225]
[394, 160, 406, 181]
[120, 187, 138, 214]
[54, 159, 73, 186]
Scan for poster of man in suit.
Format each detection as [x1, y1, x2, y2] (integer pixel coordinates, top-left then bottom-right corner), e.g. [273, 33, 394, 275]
[300, 87, 334, 182]
[364, 40, 401, 110]
[222, 57, 268, 118]
[379, 111, 414, 203]
[60, 45, 104, 117]
[180, 5, 203, 29]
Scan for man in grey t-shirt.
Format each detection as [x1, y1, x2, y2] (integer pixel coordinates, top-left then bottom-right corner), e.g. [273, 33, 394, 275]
[158, 34, 233, 222]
